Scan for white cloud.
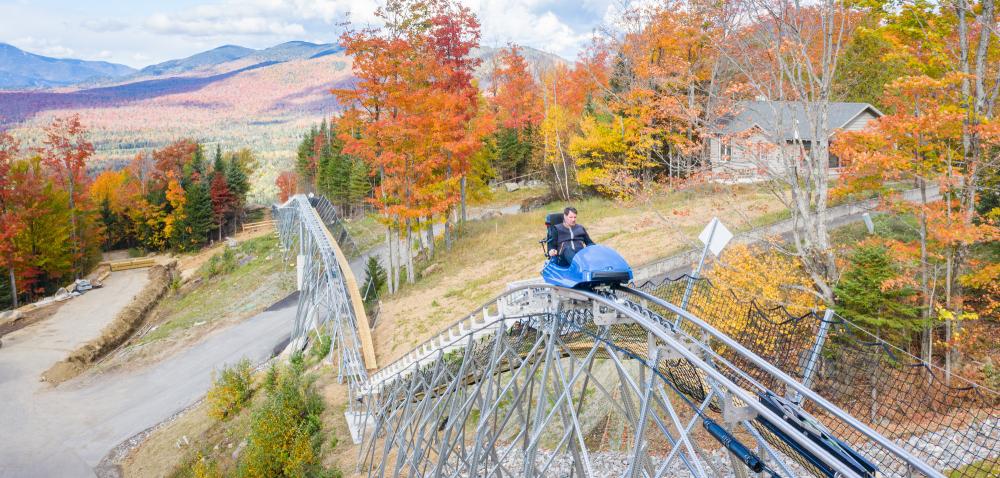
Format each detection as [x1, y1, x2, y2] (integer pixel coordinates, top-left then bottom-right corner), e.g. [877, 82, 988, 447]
[471, 0, 593, 58]
[81, 18, 129, 33]
[10, 36, 75, 58]
[146, 13, 305, 37]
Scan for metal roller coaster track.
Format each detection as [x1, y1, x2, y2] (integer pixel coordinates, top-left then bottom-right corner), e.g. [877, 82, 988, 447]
[274, 195, 999, 478]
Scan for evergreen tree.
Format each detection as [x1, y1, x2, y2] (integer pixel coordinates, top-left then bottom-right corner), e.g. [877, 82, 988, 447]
[213, 144, 224, 174]
[834, 244, 920, 340]
[362, 256, 387, 307]
[296, 128, 316, 182]
[225, 156, 250, 206]
[173, 181, 214, 251]
[348, 159, 371, 215]
[184, 144, 206, 186]
[0, 272, 11, 310]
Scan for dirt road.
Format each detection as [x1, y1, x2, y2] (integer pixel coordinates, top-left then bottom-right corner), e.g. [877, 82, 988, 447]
[0, 269, 297, 477]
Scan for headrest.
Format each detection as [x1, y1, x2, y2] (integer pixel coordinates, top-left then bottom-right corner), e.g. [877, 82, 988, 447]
[545, 213, 563, 226]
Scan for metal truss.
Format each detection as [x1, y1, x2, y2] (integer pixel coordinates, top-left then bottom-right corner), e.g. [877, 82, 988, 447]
[274, 196, 962, 477]
[358, 285, 944, 478]
[274, 195, 370, 409]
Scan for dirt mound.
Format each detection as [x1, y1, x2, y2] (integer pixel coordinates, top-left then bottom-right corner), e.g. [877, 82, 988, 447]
[43, 262, 177, 384]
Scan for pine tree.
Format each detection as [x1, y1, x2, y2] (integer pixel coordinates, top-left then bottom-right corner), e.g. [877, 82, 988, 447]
[362, 256, 387, 307]
[834, 244, 920, 340]
[185, 143, 206, 185]
[225, 155, 250, 226]
[213, 144, 224, 174]
[174, 181, 213, 251]
[348, 159, 371, 215]
[296, 128, 316, 182]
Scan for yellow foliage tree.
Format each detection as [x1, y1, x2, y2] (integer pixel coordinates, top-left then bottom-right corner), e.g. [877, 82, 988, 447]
[570, 114, 657, 200]
[704, 243, 821, 314]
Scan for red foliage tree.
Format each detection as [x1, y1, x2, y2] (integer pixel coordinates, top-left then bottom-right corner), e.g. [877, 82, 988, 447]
[275, 171, 298, 203]
[0, 131, 21, 305]
[152, 139, 199, 186]
[491, 45, 542, 130]
[210, 172, 235, 240]
[36, 114, 96, 278]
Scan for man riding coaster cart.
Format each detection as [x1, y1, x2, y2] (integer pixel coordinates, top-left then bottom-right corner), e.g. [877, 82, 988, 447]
[540, 207, 634, 289]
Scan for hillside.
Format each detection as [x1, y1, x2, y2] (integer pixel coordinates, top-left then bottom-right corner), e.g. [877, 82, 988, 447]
[0, 43, 135, 89]
[0, 42, 564, 199]
[1, 54, 354, 198]
[372, 184, 787, 364]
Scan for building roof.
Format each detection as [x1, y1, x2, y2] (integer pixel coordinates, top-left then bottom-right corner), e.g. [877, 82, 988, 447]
[714, 101, 883, 141]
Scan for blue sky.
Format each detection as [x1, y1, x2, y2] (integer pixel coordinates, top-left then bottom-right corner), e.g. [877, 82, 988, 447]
[0, 0, 617, 68]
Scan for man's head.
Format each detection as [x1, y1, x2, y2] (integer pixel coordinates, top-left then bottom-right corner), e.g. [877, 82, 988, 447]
[563, 207, 578, 226]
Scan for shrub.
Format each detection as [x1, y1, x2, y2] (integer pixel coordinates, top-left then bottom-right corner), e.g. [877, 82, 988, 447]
[206, 359, 254, 420]
[237, 360, 327, 478]
[310, 334, 332, 361]
[204, 248, 238, 279]
[191, 453, 222, 478]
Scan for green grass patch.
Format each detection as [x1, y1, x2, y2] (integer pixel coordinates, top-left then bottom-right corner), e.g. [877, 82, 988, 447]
[948, 458, 1000, 477]
[141, 235, 294, 344]
[342, 213, 385, 254]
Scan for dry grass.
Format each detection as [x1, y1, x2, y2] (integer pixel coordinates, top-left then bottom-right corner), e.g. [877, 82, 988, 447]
[121, 403, 218, 478]
[373, 183, 784, 365]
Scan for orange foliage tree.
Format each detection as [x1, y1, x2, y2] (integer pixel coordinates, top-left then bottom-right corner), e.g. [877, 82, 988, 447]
[834, 73, 1000, 372]
[275, 171, 298, 203]
[333, 0, 492, 289]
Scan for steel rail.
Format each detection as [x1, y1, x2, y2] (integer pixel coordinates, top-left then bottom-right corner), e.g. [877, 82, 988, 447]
[364, 284, 876, 477]
[620, 285, 946, 478]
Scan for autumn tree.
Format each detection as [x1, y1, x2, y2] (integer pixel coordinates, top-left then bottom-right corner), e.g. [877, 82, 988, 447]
[487, 45, 542, 181]
[8, 157, 73, 301]
[334, 0, 491, 288]
[834, 73, 999, 375]
[0, 131, 20, 307]
[210, 170, 235, 241]
[717, 0, 870, 304]
[276, 171, 298, 203]
[37, 114, 100, 278]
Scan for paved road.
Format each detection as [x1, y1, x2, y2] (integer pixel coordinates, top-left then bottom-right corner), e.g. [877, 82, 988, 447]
[0, 273, 297, 478]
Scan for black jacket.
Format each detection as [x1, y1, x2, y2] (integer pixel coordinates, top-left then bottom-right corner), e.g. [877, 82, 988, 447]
[547, 223, 594, 255]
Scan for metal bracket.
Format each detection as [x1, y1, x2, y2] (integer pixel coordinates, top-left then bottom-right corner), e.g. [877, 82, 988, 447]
[593, 299, 632, 325]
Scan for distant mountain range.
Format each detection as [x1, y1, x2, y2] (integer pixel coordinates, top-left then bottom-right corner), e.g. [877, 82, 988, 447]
[0, 40, 564, 197]
[0, 43, 135, 89]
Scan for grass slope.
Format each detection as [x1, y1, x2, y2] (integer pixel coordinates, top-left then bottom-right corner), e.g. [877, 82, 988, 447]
[372, 183, 785, 364]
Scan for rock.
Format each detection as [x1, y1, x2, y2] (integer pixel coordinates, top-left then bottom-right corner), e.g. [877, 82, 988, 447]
[0, 309, 22, 322]
[520, 195, 551, 212]
[227, 238, 238, 248]
[422, 263, 439, 276]
[232, 440, 247, 460]
[504, 182, 521, 192]
[480, 210, 502, 220]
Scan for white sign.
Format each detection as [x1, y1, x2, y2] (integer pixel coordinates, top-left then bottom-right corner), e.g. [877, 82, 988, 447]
[698, 217, 733, 257]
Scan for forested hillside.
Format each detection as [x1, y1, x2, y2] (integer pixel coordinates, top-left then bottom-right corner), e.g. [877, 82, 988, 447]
[0, 117, 252, 309]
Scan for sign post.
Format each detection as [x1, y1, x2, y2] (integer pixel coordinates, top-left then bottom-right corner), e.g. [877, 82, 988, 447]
[677, 217, 732, 324]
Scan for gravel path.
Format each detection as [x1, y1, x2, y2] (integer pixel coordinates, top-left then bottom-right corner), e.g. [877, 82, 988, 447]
[0, 280, 297, 478]
[443, 444, 813, 477]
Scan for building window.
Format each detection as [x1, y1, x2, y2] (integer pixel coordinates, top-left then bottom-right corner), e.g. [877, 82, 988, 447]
[721, 140, 732, 162]
[829, 153, 841, 169]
